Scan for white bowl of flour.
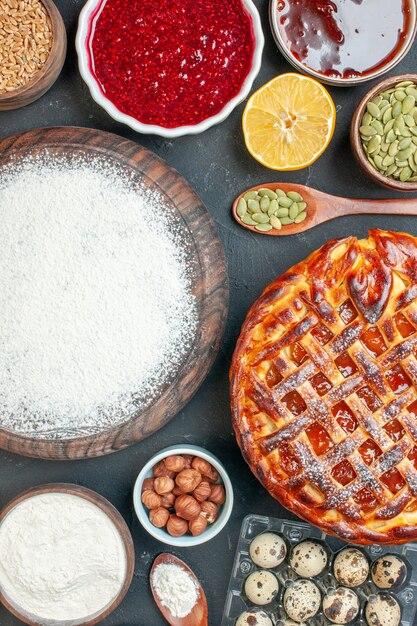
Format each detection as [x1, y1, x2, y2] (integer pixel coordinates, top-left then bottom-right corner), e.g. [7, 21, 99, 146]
[0, 484, 134, 625]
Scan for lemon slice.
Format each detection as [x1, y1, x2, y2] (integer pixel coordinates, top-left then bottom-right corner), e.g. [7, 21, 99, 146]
[242, 73, 336, 171]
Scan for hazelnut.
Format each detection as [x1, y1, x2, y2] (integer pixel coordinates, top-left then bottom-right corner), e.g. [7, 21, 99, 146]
[200, 500, 218, 524]
[149, 507, 170, 528]
[142, 477, 155, 492]
[167, 514, 188, 537]
[204, 468, 219, 483]
[191, 456, 213, 476]
[152, 460, 175, 479]
[164, 455, 186, 473]
[172, 485, 183, 497]
[175, 494, 201, 521]
[141, 490, 162, 510]
[175, 468, 202, 493]
[189, 514, 208, 537]
[182, 454, 194, 469]
[154, 476, 175, 495]
[160, 492, 175, 509]
[209, 484, 225, 505]
[193, 481, 211, 502]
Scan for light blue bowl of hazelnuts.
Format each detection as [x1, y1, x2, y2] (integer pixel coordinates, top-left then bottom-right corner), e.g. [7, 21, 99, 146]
[133, 444, 234, 547]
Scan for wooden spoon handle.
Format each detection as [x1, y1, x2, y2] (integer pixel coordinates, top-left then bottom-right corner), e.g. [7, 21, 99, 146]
[327, 196, 417, 218]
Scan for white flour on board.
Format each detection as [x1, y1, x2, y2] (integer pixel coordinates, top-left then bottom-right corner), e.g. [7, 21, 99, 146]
[0, 154, 198, 438]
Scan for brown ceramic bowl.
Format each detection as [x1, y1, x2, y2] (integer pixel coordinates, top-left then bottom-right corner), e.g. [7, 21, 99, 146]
[351, 74, 417, 192]
[0, 484, 135, 625]
[0, 0, 67, 111]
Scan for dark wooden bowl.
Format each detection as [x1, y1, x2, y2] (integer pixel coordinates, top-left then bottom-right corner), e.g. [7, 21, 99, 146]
[0, 0, 67, 111]
[351, 73, 417, 192]
[0, 483, 135, 626]
[0, 127, 228, 460]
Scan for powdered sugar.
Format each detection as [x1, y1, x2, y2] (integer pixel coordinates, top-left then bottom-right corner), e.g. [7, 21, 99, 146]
[0, 154, 197, 438]
[151, 562, 199, 618]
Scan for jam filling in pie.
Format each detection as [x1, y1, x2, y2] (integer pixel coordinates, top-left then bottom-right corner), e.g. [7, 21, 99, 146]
[231, 230, 417, 544]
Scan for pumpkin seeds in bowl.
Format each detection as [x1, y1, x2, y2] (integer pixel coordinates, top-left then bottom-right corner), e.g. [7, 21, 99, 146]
[360, 80, 417, 183]
[236, 188, 307, 233]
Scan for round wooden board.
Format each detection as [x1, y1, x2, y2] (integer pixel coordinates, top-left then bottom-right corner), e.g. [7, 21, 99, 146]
[0, 127, 228, 460]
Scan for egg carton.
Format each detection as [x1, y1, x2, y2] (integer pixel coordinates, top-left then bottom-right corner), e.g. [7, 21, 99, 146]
[221, 514, 417, 626]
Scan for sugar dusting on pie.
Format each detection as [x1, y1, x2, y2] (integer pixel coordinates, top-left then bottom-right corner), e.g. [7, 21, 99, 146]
[231, 229, 417, 544]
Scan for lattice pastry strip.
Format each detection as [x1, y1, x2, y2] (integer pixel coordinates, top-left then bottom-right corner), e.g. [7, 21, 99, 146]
[231, 230, 417, 543]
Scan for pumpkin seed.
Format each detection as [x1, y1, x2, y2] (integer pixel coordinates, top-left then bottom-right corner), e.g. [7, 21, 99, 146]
[280, 217, 293, 225]
[382, 154, 395, 167]
[289, 204, 299, 220]
[241, 214, 256, 226]
[255, 223, 273, 232]
[397, 81, 414, 88]
[276, 208, 289, 218]
[275, 188, 286, 197]
[268, 200, 279, 216]
[252, 212, 269, 224]
[404, 114, 415, 127]
[260, 196, 270, 212]
[395, 160, 409, 167]
[410, 127, 417, 136]
[287, 191, 303, 202]
[371, 120, 384, 135]
[386, 129, 396, 143]
[259, 188, 277, 199]
[367, 136, 381, 154]
[367, 101, 382, 118]
[248, 199, 260, 213]
[236, 198, 247, 217]
[384, 119, 395, 133]
[244, 191, 258, 201]
[295, 212, 307, 223]
[385, 163, 397, 176]
[397, 147, 413, 161]
[388, 141, 399, 157]
[269, 215, 282, 230]
[392, 101, 403, 118]
[278, 197, 293, 208]
[394, 89, 407, 101]
[374, 155, 384, 170]
[297, 202, 307, 212]
[400, 166, 413, 181]
[403, 96, 415, 114]
[399, 137, 412, 150]
[382, 107, 393, 124]
[410, 175, 417, 181]
[360, 125, 378, 137]
[406, 87, 417, 99]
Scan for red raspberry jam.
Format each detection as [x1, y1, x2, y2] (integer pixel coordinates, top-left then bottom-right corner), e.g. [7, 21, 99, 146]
[88, 0, 255, 129]
[277, 0, 411, 80]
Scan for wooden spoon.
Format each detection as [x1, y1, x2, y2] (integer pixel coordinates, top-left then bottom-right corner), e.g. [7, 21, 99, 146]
[150, 554, 208, 626]
[232, 182, 417, 236]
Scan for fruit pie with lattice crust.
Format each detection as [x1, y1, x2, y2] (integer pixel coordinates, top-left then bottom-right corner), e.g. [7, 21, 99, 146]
[231, 230, 417, 544]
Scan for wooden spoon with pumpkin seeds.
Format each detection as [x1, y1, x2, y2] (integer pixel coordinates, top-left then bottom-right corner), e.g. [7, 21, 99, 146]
[232, 183, 417, 236]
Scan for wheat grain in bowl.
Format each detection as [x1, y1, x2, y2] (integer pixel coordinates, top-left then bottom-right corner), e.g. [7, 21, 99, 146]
[0, 0, 53, 93]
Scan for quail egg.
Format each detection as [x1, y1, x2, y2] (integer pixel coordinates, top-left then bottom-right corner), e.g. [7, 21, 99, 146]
[289, 540, 328, 577]
[371, 555, 407, 589]
[236, 610, 274, 626]
[283, 579, 321, 622]
[333, 548, 369, 587]
[365, 593, 401, 626]
[244, 570, 279, 606]
[250, 532, 287, 568]
[322, 587, 360, 624]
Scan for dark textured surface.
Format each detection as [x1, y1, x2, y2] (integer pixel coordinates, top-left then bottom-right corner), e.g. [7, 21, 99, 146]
[0, 1, 417, 624]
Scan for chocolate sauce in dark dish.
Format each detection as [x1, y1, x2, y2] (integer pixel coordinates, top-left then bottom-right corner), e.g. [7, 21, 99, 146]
[277, 0, 411, 79]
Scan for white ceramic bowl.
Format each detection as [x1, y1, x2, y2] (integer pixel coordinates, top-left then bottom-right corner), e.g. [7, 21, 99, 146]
[133, 445, 234, 547]
[76, 0, 264, 138]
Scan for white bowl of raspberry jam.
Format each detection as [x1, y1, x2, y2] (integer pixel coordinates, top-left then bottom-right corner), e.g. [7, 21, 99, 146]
[76, 0, 264, 138]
